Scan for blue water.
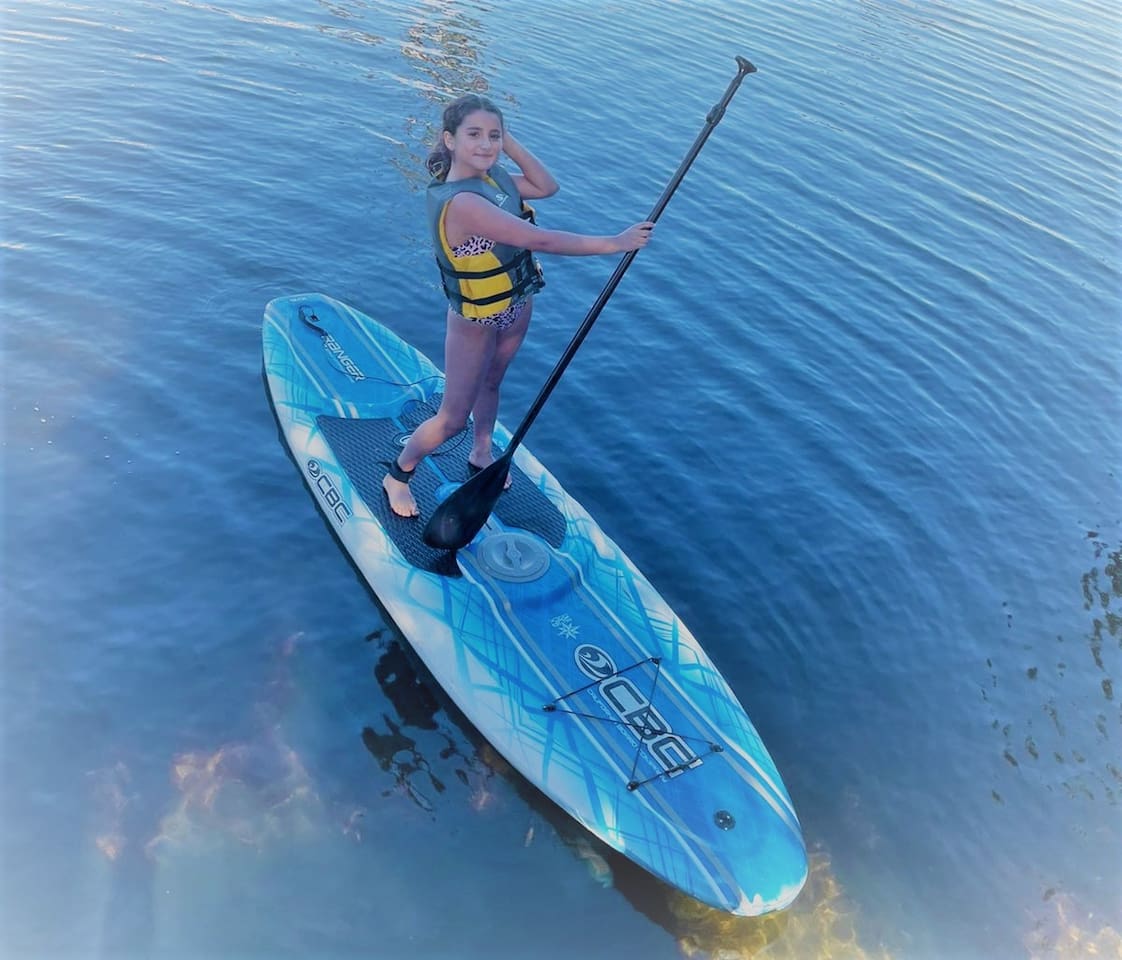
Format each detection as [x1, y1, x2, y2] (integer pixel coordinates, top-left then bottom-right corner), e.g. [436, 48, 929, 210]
[2, 1, 1119, 957]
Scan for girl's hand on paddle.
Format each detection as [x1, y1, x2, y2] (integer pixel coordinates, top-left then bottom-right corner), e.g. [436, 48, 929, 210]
[615, 221, 655, 252]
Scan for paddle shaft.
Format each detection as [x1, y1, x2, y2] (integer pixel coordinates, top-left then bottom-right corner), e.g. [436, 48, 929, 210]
[503, 55, 757, 454]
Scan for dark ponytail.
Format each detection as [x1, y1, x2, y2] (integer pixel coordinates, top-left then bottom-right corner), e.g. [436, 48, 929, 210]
[426, 93, 504, 181]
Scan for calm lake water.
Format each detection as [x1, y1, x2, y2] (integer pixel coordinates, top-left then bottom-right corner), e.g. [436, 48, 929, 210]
[2, 1, 1120, 958]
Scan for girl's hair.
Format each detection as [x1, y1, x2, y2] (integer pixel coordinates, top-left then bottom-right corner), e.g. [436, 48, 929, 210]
[426, 93, 504, 181]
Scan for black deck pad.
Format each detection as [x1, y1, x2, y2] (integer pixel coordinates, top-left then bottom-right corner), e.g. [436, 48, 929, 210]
[317, 397, 566, 577]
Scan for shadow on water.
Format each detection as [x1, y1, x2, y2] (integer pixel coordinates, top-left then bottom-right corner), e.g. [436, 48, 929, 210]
[359, 632, 500, 815]
[360, 627, 895, 958]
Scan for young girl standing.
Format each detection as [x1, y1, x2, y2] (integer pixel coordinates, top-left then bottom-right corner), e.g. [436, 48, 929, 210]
[383, 93, 654, 518]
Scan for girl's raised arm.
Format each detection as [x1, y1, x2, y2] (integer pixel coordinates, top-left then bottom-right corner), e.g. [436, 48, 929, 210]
[502, 130, 559, 200]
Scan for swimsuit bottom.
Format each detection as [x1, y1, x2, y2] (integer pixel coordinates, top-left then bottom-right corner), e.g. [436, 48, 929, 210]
[454, 297, 529, 331]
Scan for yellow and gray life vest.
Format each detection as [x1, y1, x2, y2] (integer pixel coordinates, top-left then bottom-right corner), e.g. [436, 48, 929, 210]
[427, 166, 545, 319]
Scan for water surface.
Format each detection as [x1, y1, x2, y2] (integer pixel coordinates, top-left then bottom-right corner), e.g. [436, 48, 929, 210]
[2, 1, 1120, 957]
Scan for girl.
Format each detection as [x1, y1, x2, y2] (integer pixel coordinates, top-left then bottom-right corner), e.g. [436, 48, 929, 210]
[383, 93, 654, 518]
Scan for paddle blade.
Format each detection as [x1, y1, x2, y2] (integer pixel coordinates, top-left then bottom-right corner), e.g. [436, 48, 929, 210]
[422, 456, 511, 550]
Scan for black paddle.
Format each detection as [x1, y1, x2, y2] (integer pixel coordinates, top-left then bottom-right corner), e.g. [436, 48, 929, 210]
[423, 55, 758, 551]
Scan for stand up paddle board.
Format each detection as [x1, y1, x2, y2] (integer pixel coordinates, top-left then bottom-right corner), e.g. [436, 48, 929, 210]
[263, 292, 807, 915]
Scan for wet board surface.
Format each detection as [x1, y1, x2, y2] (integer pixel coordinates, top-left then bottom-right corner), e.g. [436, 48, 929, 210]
[263, 292, 807, 915]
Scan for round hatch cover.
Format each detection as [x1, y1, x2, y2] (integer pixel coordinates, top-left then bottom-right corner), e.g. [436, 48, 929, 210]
[476, 532, 550, 582]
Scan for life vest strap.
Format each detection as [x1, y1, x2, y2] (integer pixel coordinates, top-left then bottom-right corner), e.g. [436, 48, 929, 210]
[442, 270, 539, 307]
[440, 259, 516, 282]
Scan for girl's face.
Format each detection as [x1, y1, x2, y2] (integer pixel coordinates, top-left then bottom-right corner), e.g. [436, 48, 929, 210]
[445, 109, 503, 175]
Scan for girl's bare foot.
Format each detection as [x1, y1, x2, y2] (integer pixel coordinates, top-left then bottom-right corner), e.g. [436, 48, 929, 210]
[383, 460, 419, 518]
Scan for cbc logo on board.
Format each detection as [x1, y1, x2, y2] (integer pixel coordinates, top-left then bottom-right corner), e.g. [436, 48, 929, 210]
[570, 642, 702, 781]
[307, 459, 351, 526]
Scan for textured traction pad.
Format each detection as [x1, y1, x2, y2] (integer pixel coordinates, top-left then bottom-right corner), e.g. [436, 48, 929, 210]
[317, 397, 566, 577]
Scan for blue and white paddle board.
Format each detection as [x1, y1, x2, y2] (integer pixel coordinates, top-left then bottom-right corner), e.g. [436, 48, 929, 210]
[262, 292, 807, 915]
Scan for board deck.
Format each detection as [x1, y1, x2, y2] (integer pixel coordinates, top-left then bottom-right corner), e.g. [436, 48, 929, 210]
[263, 292, 807, 915]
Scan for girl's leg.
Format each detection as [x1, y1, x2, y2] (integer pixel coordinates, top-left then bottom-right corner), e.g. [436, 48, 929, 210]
[382, 311, 497, 517]
[469, 299, 532, 474]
